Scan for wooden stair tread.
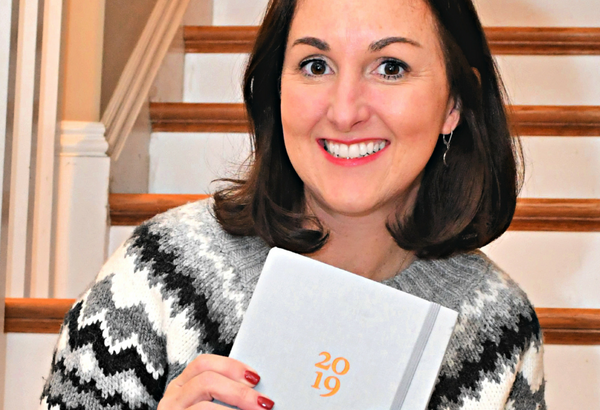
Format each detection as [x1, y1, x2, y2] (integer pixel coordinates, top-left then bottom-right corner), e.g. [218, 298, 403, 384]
[150, 102, 600, 136]
[108, 194, 600, 232]
[184, 26, 600, 55]
[4, 298, 600, 344]
[109, 193, 210, 226]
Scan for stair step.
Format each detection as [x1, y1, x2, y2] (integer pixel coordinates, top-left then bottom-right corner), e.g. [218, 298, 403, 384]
[109, 194, 600, 231]
[149, 103, 600, 136]
[184, 26, 600, 55]
[109, 193, 210, 226]
[4, 298, 599, 344]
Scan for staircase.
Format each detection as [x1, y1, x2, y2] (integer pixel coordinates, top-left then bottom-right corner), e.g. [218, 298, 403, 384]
[121, 23, 600, 409]
[6, 1, 600, 408]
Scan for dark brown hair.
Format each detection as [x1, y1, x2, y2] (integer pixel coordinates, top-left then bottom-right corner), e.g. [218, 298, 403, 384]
[213, 0, 522, 259]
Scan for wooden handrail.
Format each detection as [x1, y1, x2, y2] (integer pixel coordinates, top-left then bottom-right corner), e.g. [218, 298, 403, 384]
[184, 26, 600, 55]
[4, 298, 600, 344]
[150, 103, 600, 136]
[102, 0, 191, 159]
[108, 194, 600, 232]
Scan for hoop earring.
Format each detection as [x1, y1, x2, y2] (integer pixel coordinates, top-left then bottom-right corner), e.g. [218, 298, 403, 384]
[442, 130, 454, 167]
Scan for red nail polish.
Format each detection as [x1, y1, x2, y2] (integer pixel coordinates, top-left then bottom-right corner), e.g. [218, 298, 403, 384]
[257, 396, 274, 409]
[245, 370, 261, 385]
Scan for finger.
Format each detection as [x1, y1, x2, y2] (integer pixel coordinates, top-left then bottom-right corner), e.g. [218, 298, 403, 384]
[177, 371, 274, 410]
[175, 354, 260, 388]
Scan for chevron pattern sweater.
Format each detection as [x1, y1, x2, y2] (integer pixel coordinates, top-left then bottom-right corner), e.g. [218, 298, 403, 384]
[41, 199, 546, 410]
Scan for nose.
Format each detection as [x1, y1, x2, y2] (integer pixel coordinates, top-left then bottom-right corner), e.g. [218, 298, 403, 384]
[326, 72, 370, 132]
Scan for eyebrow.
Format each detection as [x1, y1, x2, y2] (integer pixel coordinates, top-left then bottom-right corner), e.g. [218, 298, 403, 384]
[369, 37, 422, 51]
[292, 37, 330, 51]
[292, 36, 422, 52]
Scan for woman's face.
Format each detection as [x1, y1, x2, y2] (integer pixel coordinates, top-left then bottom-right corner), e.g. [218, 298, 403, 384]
[280, 0, 460, 220]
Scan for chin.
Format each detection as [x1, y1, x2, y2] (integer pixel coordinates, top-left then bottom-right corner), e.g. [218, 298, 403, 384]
[314, 195, 393, 219]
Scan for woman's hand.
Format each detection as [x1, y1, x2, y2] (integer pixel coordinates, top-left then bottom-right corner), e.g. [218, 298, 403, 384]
[158, 354, 275, 410]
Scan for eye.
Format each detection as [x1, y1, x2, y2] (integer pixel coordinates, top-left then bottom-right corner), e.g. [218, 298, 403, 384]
[300, 58, 333, 77]
[374, 59, 409, 80]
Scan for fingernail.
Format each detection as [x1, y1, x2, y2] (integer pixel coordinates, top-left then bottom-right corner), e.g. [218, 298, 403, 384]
[245, 370, 261, 385]
[257, 396, 274, 409]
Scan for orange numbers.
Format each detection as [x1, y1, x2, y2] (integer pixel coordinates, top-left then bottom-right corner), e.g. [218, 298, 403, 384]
[311, 371, 323, 388]
[312, 352, 350, 397]
[332, 357, 350, 375]
[315, 352, 332, 370]
[322, 376, 341, 396]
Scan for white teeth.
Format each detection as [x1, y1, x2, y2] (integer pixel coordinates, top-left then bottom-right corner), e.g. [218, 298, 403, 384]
[324, 140, 387, 159]
[338, 144, 349, 158]
[359, 143, 367, 156]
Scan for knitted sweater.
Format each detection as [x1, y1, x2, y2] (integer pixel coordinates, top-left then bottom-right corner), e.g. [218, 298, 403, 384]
[41, 199, 546, 410]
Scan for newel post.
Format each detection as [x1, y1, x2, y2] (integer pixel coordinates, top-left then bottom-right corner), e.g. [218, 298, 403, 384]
[53, 121, 110, 298]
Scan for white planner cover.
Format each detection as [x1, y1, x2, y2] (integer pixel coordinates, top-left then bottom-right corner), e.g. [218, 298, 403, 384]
[219, 248, 458, 410]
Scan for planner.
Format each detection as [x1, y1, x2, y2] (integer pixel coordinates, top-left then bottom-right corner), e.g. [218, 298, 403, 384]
[220, 247, 458, 410]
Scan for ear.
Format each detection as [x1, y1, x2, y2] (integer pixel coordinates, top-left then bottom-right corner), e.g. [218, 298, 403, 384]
[441, 97, 461, 135]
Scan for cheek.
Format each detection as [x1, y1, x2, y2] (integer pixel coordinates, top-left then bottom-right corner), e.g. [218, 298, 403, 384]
[281, 80, 329, 139]
[370, 83, 450, 139]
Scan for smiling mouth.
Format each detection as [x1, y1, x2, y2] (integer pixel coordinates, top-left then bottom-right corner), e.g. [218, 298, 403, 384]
[322, 139, 387, 159]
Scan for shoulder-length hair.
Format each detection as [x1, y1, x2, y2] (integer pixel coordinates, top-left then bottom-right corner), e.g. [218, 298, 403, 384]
[213, 0, 523, 259]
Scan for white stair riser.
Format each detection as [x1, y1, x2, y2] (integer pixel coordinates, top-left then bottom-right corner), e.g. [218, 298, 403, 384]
[213, 0, 600, 27]
[5, 334, 57, 410]
[213, 0, 269, 26]
[474, 0, 600, 27]
[521, 137, 600, 199]
[544, 345, 600, 409]
[483, 232, 600, 308]
[496, 56, 600, 106]
[149, 132, 252, 194]
[184, 53, 247, 103]
[184, 54, 600, 106]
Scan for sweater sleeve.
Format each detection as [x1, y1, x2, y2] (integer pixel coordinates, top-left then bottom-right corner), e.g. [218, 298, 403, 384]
[504, 330, 547, 409]
[422, 256, 547, 410]
[40, 233, 170, 410]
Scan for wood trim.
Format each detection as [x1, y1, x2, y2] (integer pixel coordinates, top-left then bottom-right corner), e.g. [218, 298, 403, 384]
[509, 106, 600, 137]
[511, 198, 600, 232]
[150, 103, 249, 133]
[184, 26, 258, 53]
[150, 103, 600, 136]
[4, 298, 600, 344]
[109, 193, 209, 225]
[4, 298, 75, 333]
[108, 194, 600, 232]
[485, 27, 600, 55]
[537, 308, 600, 345]
[184, 26, 600, 55]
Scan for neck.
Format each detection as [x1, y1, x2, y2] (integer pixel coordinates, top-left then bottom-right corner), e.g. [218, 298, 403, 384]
[306, 201, 414, 282]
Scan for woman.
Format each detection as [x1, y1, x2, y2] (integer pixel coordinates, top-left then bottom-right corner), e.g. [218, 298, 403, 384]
[41, 0, 546, 408]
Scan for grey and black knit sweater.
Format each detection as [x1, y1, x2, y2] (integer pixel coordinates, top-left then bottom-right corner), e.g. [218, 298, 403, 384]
[41, 199, 546, 409]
